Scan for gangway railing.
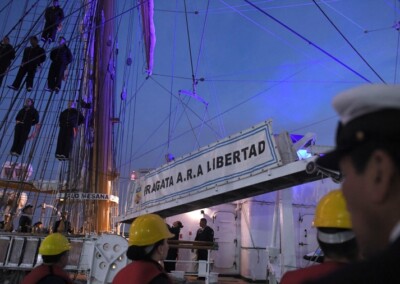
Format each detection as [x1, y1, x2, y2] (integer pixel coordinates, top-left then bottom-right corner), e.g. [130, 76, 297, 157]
[167, 240, 218, 284]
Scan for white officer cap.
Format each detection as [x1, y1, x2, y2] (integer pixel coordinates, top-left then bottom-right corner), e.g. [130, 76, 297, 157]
[317, 84, 400, 171]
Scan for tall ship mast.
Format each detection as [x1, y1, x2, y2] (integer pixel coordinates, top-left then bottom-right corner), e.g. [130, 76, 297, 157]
[90, 0, 115, 234]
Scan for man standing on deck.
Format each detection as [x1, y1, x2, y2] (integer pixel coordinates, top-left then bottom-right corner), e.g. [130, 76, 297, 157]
[10, 98, 40, 157]
[41, 0, 64, 43]
[55, 100, 84, 160]
[46, 36, 73, 93]
[0, 36, 16, 87]
[18, 204, 33, 233]
[53, 211, 72, 234]
[165, 220, 184, 272]
[195, 218, 214, 262]
[8, 36, 46, 92]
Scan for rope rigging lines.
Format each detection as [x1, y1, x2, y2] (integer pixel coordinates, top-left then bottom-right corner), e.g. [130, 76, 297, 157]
[0, 0, 93, 231]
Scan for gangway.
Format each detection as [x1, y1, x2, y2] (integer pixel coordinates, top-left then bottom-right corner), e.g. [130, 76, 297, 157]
[118, 120, 331, 223]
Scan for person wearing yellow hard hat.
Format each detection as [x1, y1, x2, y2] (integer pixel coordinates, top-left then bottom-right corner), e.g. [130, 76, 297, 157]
[22, 233, 73, 284]
[281, 189, 358, 284]
[113, 213, 174, 284]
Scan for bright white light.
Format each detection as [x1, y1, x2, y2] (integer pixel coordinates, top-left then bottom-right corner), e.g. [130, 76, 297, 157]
[297, 149, 312, 160]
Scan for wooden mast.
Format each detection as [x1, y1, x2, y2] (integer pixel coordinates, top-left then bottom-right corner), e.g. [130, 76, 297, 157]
[91, 0, 115, 233]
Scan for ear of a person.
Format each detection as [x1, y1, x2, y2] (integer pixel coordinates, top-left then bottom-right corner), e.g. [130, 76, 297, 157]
[368, 149, 396, 203]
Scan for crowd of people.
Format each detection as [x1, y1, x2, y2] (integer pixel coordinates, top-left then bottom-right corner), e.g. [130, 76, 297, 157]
[0, 205, 73, 235]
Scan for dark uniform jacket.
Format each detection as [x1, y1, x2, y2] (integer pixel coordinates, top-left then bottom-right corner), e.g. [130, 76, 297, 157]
[0, 42, 16, 68]
[50, 45, 73, 66]
[16, 107, 39, 127]
[45, 6, 64, 26]
[18, 215, 32, 232]
[195, 225, 214, 260]
[195, 225, 214, 243]
[59, 108, 84, 128]
[22, 45, 46, 68]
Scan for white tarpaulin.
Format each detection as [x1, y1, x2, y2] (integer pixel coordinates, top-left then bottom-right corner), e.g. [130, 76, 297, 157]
[134, 120, 281, 208]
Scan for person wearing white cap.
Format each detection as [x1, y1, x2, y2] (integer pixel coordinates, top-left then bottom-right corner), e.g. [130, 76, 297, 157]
[307, 84, 400, 283]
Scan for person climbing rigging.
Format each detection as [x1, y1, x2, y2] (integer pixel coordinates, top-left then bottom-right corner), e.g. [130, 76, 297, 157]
[55, 100, 84, 160]
[46, 36, 73, 93]
[10, 98, 40, 157]
[0, 36, 16, 87]
[41, 0, 64, 43]
[8, 36, 46, 92]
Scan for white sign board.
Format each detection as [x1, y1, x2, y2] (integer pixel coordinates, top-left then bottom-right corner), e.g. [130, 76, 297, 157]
[134, 120, 281, 208]
[56, 192, 119, 203]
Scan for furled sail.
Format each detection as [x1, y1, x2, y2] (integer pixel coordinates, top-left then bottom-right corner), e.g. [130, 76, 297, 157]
[140, 0, 155, 75]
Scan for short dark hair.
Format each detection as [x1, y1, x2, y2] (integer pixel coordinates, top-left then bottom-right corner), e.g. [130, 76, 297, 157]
[22, 204, 33, 212]
[42, 251, 67, 264]
[317, 228, 358, 262]
[126, 239, 164, 261]
[200, 218, 207, 224]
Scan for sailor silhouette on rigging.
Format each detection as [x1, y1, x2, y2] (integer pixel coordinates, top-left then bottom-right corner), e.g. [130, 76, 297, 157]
[41, 0, 64, 43]
[0, 36, 16, 87]
[8, 36, 46, 92]
[55, 100, 84, 160]
[46, 36, 72, 93]
[10, 98, 40, 157]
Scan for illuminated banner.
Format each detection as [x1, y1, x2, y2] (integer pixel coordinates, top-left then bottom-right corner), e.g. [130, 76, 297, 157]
[136, 120, 281, 208]
[56, 192, 119, 203]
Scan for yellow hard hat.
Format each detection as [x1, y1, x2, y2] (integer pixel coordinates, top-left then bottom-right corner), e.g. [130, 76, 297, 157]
[39, 233, 71, 256]
[129, 214, 174, 246]
[312, 189, 352, 229]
